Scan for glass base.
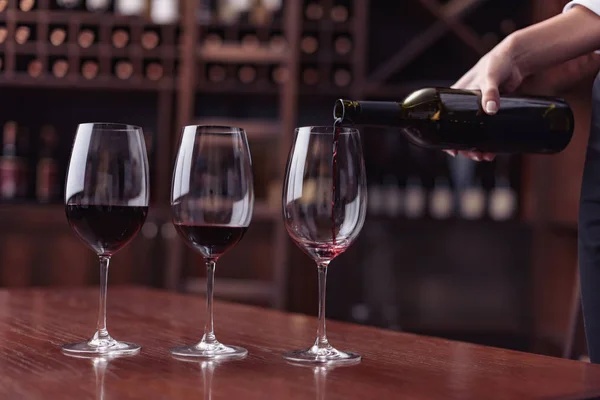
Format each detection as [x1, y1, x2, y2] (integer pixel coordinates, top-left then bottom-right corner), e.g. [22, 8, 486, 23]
[283, 344, 361, 365]
[170, 341, 248, 360]
[62, 337, 140, 357]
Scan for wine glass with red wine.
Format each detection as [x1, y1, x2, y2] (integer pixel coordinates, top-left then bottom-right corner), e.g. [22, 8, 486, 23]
[170, 125, 254, 359]
[64, 123, 149, 356]
[282, 126, 367, 364]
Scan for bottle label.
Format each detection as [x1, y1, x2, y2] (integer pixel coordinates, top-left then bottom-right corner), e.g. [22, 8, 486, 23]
[0, 157, 27, 199]
[36, 158, 59, 202]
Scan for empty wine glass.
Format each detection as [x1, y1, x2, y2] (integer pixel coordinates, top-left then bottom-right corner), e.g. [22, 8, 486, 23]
[64, 123, 149, 356]
[170, 125, 254, 359]
[282, 126, 367, 364]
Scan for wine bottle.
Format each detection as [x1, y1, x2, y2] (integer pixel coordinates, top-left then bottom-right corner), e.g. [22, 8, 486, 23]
[305, 3, 323, 20]
[0, 26, 7, 45]
[49, 28, 67, 46]
[204, 33, 223, 49]
[19, 0, 35, 12]
[15, 26, 31, 45]
[383, 175, 403, 217]
[333, 68, 351, 87]
[241, 34, 260, 50]
[115, 0, 145, 15]
[334, 35, 352, 55]
[27, 59, 43, 78]
[81, 60, 99, 80]
[36, 124, 60, 203]
[459, 178, 486, 220]
[115, 60, 133, 80]
[404, 176, 425, 219]
[0, 121, 28, 200]
[151, 0, 179, 24]
[429, 176, 453, 219]
[142, 31, 160, 50]
[334, 88, 575, 154]
[112, 29, 130, 49]
[207, 64, 226, 83]
[52, 59, 69, 78]
[145, 62, 163, 81]
[78, 29, 95, 48]
[302, 67, 319, 85]
[330, 5, 349, 23]
[86, 0, 110, 11]
[238, 65, 256, 84]
[301, 35, 318, 54]
[271, 66, 288, 84]
[269, 34, 286, 52]
[489, 156, 517, 221]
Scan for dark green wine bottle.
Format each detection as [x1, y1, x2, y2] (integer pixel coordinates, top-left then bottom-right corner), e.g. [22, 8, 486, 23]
[334, 87, 575, 154]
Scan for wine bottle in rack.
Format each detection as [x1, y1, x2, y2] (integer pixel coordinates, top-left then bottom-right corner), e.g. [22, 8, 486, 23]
[81, 60, 99, 80]
[27, 59, 43, 78]
[383, 175, 403, 218]
[145, 62, 163, 81]
[404, 175, 425, 219]
[301, 35, 319, 54]
[115, 60, 133, 80]
[0, 26, 7, 45]
[112, 29, 130, 49]
[302, 67, 319, 85]
[334, 35, 352, 56]
[115, 0, 145, 15]
[204, 33, 223, 49]
[36, 125, 60, 203]
[0, 121, 28, 201]
[15, 26, 31, 45]
[241, 34, 260, 50]
[151, 0, 179, 24]
[271, 66, 288, 84]
[52, 59, 69, 78]
[331, 5, 349, 23]
[489, 156, 517, 221]
[305, 3, 323, 20]
[249, 1, 271, 26]
[141, 30, 160, 50]
[429, 176, 453, 220]
[207, 64, 227, 83]
[237, 65, 256, 84]
[367, 180, 384, 216]
[333, 68, 352, 87]
[454, 158, 486, 220]
[19, 0, 35, 12]
[86, 0, 111, 12]
[49, 27, 67, 46]
[269, 34, 287, 53]
[78, 29, 95, 49]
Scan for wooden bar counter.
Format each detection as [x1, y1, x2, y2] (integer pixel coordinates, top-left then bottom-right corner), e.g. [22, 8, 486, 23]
[0, 286, 599, 399]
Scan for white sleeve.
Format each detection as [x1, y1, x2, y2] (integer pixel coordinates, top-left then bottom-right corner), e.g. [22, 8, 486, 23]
[564, 0, 600, 15]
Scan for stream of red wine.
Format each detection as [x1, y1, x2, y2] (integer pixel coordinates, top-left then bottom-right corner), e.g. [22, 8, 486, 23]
[331, 119, 342, 246]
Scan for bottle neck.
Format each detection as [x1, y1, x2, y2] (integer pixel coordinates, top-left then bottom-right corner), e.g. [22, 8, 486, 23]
[334, 99, 405, 127]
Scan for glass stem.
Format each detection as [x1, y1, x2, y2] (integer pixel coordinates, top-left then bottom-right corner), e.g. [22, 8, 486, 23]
[315, 262, 330, 348]
[202, 259, 217, 345]
[96, 256, 110, 341]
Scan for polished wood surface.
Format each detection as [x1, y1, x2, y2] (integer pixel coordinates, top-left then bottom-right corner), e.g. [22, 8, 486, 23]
[1, 286, 600, 399]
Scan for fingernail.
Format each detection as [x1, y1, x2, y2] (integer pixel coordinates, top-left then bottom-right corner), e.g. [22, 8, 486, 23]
[485, 101, 498, 114]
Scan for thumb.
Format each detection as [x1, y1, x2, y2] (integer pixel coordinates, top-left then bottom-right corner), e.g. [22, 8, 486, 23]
[481, 82, 500, 115]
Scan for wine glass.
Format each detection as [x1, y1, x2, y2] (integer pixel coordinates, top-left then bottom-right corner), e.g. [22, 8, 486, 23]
[170, 125, 254, 359]
[282, 126, 367, 364]
[64, 123, 149, 356]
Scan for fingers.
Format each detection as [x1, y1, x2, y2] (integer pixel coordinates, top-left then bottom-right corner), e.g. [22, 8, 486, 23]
[444, 150, 496, 161]
[481, 82, 500, 115]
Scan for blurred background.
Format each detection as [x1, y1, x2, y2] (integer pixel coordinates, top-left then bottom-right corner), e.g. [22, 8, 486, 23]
[0, 0, 591, 361]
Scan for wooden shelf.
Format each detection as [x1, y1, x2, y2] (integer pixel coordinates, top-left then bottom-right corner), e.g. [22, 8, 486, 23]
[197, 80, 279, 94]
[184, 277, 275, 303]
[191, 118, 280, 139]
[0, 10, 177, 27]
[198, 44, 287, 64]
[302, 20, 354, 32]
[0, 73, 175, 91]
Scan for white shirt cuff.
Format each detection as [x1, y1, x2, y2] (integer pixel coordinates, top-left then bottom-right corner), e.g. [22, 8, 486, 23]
[564, 0, 600, 16]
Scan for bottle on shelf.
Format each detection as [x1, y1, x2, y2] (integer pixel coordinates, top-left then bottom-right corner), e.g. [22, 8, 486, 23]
[367, 181, 384, 216]
[333, 68, 351, 87]
[302, 67, 319, 85]
[241, 34, 260, 51]
[330, 5, 349, 23]
[271, 66, 289, 84]
[269, 34, 287, 53]
[383, 175, 403, 218]
[115, 0, 145, 15]
[151, 0, 179, 24]
[86, 0, 111, 12]
[27, 59, 43, 78]
[52, 59, 69, 78]
[141, 30, 160, 50]
[49, 27, 67, 46]
[249, 1, 270, 25]
[334, 87, 575, 154]
[488, 156, 518, 221]
[0, 26, 7, 45]
[112, 29, 130, 49]
[36, 125, 60, 203]
[305, 3, 323, 20]
[81, 60, 99, 80]
[19, 0, 35, 12]
[204, 33, 223, 49]
[207, 64, 227, 83]
[429, 176, 453, 220]
[237, 65, 256, 84]
[15, 26, 31, 45]
[78, 29, 95, 49]
[404, 176, 425, 219]
[0, 121, 29, 201]
[301, 35, 319, 54]
[145, 62, 163, 81]
[115, 60, 133, 80]
[334, 35, 352, 55]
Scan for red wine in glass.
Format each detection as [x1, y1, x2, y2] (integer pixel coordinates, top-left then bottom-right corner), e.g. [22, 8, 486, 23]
[174, 224, 248, 259]
[66, 204, 148, 256]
